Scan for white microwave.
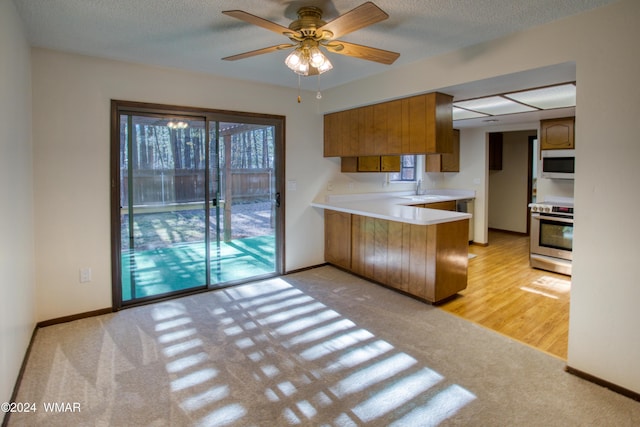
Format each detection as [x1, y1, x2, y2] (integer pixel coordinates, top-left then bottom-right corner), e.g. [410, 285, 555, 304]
[541, 149, 575, 179]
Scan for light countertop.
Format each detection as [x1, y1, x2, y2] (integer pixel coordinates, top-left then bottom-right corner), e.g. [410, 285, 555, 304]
[311, 190, 474, 225]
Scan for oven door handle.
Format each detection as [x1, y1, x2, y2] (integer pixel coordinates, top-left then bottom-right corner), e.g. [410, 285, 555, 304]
[532, 213, 574, 224]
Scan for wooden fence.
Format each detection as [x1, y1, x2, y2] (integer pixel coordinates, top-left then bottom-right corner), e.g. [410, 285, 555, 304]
[120, 168, 272, 207]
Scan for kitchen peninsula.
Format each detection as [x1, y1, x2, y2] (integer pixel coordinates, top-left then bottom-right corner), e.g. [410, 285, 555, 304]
[312, 191, 473, 304]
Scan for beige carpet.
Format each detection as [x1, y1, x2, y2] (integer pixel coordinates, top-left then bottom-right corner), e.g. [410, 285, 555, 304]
[8, 266, 640, 426]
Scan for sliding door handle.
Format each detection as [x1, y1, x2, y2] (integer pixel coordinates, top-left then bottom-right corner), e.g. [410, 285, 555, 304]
[275, 192, 281, 208]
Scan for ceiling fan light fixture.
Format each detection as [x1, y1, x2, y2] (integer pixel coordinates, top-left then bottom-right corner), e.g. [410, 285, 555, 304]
[316, 57, 333, 73]
[167, 120, 188, 129]
[308, 46, 326, 68]
[285, 44, 333, 76]
[285, 49, 309, 75]
[285, 48, 303, 68]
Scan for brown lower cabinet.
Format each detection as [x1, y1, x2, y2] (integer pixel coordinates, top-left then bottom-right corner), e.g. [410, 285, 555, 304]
[324, 210, 352, 269]
[324, 210, 469, 304]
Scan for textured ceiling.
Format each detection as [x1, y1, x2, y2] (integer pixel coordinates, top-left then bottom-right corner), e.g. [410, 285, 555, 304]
[13, 0, 617, 94]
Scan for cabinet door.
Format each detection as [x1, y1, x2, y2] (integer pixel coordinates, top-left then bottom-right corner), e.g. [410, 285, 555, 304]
[380, 156, 401, 172]
[403, 95, 427, 154]
[341, 157, 358, 172]
[425, 154, 443, 172]
[358, 156, 381, 172]
[323, 112, 341, 157]
[359, 105, 375, 155]
[489, 132, 503, 171]
[402, 93, 453, 154]
[373, 102, 389, 155]
[441, 129, 460, 171]
[344, 108, 360, 157]
[428, 92, 453, 154]
[426, 129, 459, 172]
[541, 117, 575, 150]
[325, 210, 352, 269]
[386, 99, 403, 155]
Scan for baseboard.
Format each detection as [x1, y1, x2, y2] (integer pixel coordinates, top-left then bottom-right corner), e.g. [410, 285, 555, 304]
[565, 365, 640, 402]
[488, 227, 528, 237]
[2, 326, 38, 427]
[4, 308, 113, 426]
[284, 263, 328, 275]
[36, 307, 113, 328]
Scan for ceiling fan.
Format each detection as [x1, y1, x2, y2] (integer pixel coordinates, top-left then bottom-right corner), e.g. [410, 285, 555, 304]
[221, 2, 400, 77]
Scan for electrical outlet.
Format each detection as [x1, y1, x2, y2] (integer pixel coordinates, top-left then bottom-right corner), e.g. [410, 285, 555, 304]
[79, 267, 92, 283]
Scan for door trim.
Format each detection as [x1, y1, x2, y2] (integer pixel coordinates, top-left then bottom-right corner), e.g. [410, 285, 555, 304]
[110, 100, 285, 310]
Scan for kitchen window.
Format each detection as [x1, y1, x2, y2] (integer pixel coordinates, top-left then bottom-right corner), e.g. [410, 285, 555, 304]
[389, 155, 417, 182]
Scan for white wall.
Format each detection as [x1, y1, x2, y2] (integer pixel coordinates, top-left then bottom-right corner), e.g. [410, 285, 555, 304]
[439, 128, 488, 244]
[320, 0, 640, 394]
[0, 0, 36, 405]
[30, 49, 329, 322]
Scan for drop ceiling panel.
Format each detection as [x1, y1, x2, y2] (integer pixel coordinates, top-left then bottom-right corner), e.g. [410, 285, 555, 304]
[505, 83, 576, 109]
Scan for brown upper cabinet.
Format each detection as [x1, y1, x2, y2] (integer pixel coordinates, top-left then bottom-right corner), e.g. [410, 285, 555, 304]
[540, 117, 575, 150]
[324, 92, 453, 157]
[426, 129, 460, 172]
[341, 156, 401, 173]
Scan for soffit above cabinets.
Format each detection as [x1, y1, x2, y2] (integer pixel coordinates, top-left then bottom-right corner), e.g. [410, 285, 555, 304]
[453, 82, 576, 122]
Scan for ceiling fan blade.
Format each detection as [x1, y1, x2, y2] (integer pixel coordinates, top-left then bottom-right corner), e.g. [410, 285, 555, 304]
[317, 2, 389, 39]
[324, 40, 400, 65]
[222, 44, 295, 61]
[222, 10, 301, 38]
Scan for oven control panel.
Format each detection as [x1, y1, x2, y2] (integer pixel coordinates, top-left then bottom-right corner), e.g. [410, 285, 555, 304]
[529, 203, 574, 216]
[530, 204, 552, 213]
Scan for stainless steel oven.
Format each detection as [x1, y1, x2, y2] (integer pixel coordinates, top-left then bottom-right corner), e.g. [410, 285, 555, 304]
[529, 200, 574, 276]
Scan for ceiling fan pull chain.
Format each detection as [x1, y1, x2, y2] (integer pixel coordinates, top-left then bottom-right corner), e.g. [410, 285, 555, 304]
[297, 74, 302, 103]
[316, 75, 322, 100]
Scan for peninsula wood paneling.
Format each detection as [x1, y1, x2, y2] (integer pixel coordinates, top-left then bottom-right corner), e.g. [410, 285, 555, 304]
[386, 220, 405, 290]
[342, 212, 468, 303]
[407, 223, 429, 299]
[373, 218, 389, 284]
[433, 219, 469, 302]
[324, 210, 351, 270]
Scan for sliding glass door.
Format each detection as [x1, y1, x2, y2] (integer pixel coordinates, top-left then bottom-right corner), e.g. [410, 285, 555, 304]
[111, 102, 284, 308]
[210, 121, 278, 284]
[119, 114, 208, 302]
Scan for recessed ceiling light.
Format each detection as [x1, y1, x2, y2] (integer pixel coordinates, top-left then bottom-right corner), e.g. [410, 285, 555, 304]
[504, 83, 575, 109]
[454, 96, 537, 115]
[452, 107, 489, 120]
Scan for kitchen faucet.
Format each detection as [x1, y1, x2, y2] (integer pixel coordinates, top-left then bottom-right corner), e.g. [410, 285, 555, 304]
[416, 179, 422, 195]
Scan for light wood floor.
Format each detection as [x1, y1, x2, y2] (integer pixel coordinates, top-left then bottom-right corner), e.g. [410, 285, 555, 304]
[439, 229, 571, 360]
